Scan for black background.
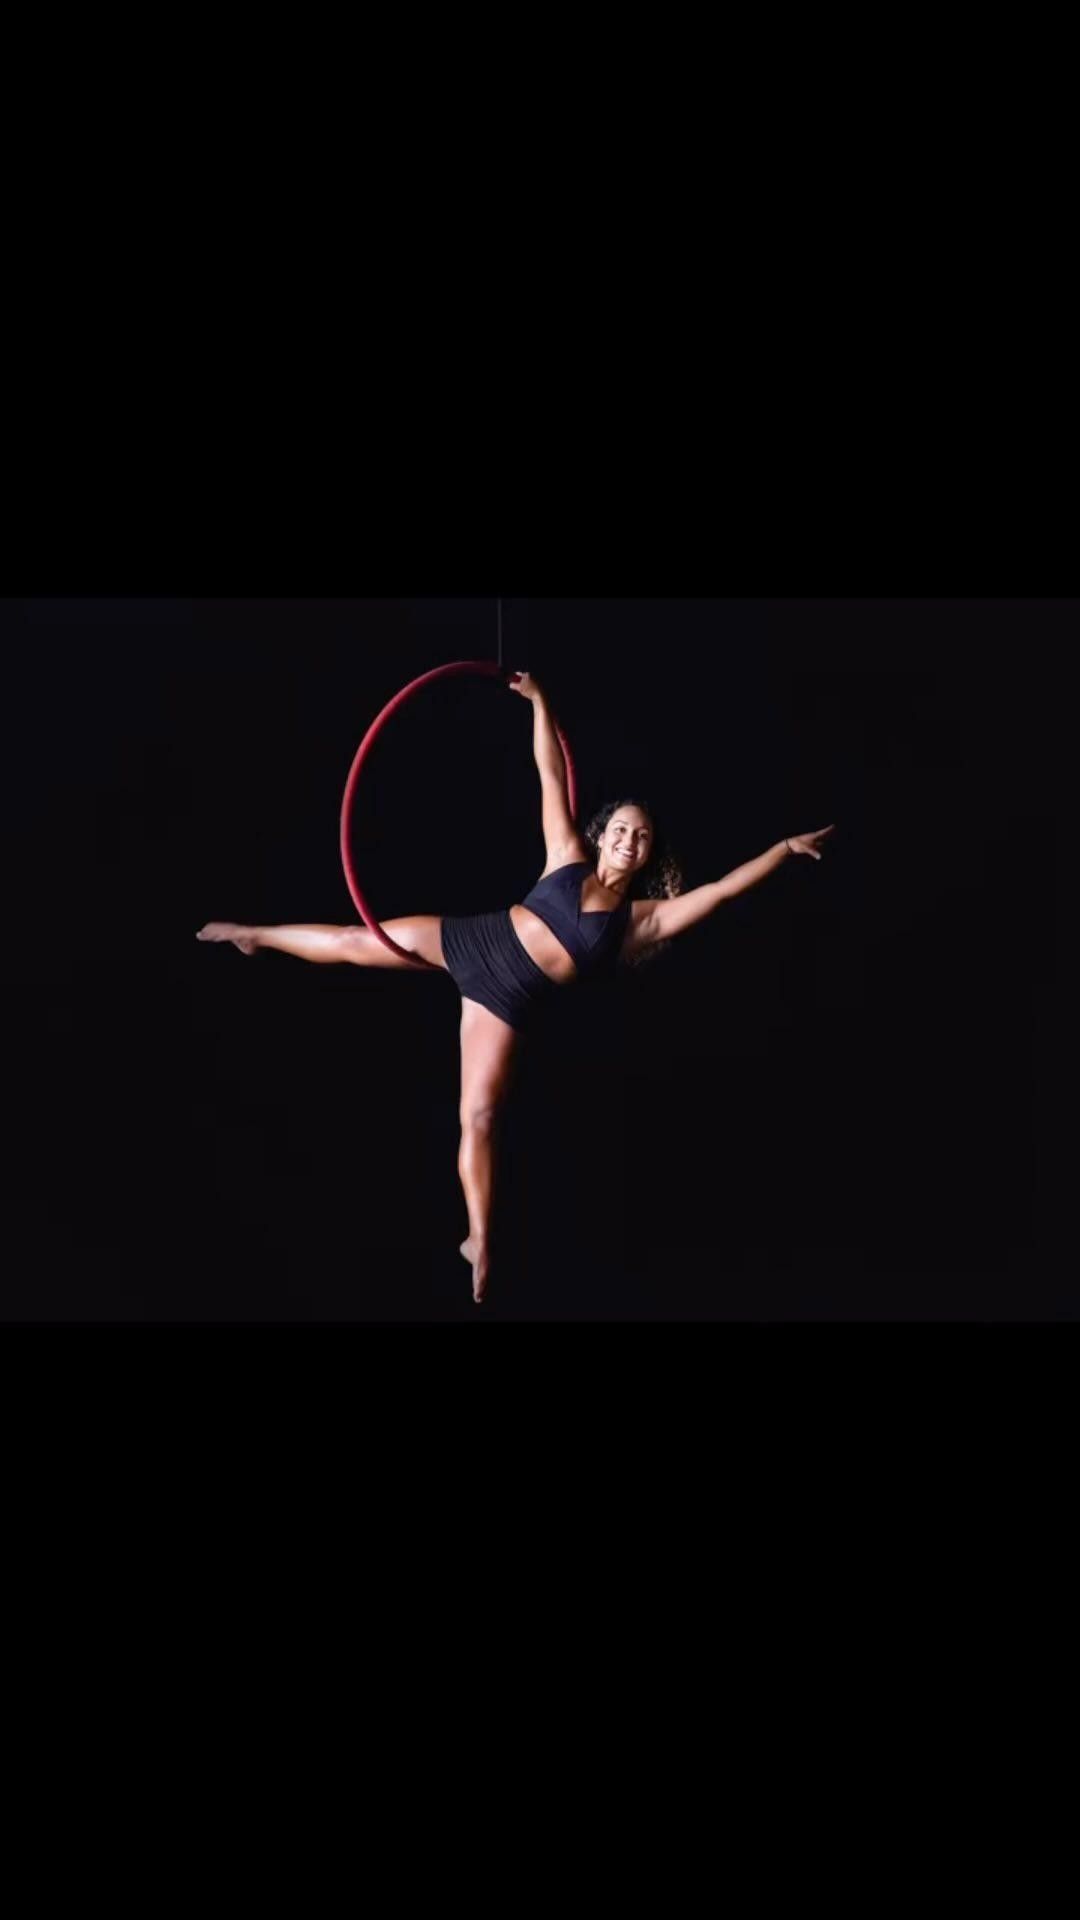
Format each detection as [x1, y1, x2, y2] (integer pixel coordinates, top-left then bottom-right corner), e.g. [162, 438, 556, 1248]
[5, 596, 1068, 1320]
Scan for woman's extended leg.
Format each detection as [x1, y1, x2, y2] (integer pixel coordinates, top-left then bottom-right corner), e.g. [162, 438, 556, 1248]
[457, 997, 521, 1304]
[196, 917, 448, 969]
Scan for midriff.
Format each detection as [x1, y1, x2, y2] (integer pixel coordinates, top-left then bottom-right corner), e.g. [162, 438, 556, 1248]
[509, 904, 578, 984]
[510, 874, 631, 984]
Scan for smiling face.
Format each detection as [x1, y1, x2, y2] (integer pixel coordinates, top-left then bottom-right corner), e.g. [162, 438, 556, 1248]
[597, 805, 654, 880]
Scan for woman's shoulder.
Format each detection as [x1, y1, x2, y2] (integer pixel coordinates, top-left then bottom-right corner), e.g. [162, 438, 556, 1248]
[538, 842, 591, 880]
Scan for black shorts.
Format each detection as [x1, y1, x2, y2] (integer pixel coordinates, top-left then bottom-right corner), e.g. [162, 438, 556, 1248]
[440, 909, 559, 1033]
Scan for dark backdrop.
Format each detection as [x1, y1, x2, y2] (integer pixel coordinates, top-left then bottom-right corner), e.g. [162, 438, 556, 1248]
[5, 597, 1068, 1319]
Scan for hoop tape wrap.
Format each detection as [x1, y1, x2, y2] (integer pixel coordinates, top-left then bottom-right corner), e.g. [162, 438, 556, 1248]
[340, 660, 579, 968]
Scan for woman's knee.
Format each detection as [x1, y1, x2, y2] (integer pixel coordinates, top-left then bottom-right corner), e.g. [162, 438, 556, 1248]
[339, 926, 371, 964]
[460, 1102, 500, 1137]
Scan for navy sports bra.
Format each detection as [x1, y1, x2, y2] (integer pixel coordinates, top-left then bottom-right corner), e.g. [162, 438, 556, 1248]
[518, 861, 632, 976]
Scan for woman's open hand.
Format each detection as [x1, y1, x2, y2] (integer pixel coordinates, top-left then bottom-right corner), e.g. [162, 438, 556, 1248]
[786, 825, 835, 861]
[507, 669, 541, 702]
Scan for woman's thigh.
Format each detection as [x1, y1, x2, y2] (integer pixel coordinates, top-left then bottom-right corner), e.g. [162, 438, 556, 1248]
[340, 915, 448, 970]
[458, 997, 521, 1123]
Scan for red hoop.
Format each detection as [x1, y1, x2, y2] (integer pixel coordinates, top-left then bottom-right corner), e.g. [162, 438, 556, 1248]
[340, 660, 579, 967]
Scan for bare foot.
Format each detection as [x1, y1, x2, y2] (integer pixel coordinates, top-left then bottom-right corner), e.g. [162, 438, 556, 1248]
[196, 922, 259, 955]
[459, 1236, 491, 1305]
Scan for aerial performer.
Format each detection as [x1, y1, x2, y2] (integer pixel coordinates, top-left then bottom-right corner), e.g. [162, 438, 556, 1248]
[197, 667, 834, 1303]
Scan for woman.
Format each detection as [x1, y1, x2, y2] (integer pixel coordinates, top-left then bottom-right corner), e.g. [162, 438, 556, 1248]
[197, 671, 833, 1303]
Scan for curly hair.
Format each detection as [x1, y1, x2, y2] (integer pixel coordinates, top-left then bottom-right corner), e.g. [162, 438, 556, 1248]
[581, 796, 684, 968]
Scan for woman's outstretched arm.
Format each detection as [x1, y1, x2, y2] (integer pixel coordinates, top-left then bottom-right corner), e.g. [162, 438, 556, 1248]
[642, 826, 835, 945]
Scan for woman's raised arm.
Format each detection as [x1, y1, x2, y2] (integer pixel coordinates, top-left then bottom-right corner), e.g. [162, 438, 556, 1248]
[508, 670, 584, 863]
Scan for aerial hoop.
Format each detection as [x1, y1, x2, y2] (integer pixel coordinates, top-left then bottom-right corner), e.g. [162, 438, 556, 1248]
[340, 659, 579, 967]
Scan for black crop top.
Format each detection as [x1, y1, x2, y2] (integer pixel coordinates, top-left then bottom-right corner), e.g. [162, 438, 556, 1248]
[518, 861, 632, 975]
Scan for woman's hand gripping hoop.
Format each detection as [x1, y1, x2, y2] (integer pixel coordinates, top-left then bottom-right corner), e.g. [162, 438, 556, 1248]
[340, 660, 578, 966]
